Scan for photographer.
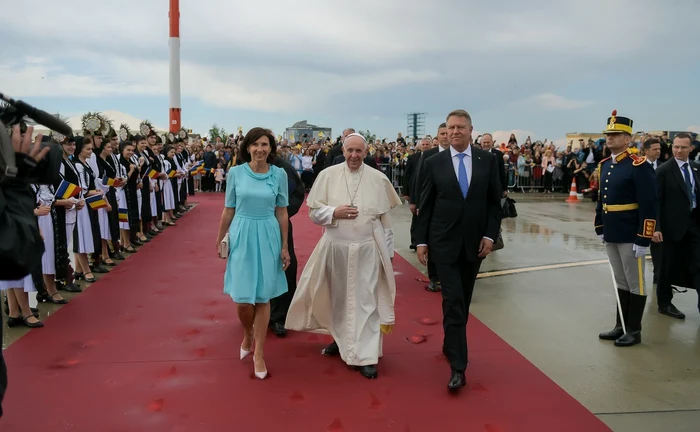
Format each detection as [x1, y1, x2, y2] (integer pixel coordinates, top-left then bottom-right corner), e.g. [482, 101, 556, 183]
[0, 123, 59, 417]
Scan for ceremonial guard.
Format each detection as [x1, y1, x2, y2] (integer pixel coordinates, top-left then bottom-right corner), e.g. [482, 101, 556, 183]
[595, 110, 658, 347]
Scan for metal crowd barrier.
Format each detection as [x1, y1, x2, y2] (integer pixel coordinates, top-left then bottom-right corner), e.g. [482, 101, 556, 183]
[507, 165, 567, 192]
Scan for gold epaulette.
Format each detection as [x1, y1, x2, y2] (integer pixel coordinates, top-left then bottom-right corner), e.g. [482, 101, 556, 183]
[630, 154, 647, 166]
[599, 156, 612, 164]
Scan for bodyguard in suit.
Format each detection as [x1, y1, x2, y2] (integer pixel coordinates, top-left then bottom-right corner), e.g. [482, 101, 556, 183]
[653, 132, 700, 319]
[414, 109, 502, 391]
[643, 138, 663, 284]
[328, 128, 355, 166]
[478, 133, 508, 194]
[595, 110, 658, 347]
[268, 155, 307, 336]
[410, 123, 450, 292]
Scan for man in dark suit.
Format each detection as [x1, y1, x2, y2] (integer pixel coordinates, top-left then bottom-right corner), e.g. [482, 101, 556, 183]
[414, 109, 502, 391]
[329, 128, 355, 166]
[653, 132, 700, 319]
[643, 138, 663, 284]
[268, 155, 307, 336]
[478, 133, 508, 194]
[410, 123, 450, 292]
[405, 138, 430, 248]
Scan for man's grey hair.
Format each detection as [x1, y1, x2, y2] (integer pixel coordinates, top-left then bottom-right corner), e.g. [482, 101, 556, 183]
[341, 128, 356, 141]
[481, 133, 493, 140]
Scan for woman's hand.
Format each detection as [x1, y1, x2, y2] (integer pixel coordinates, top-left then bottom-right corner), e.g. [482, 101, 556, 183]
[281, 248, 291, 270]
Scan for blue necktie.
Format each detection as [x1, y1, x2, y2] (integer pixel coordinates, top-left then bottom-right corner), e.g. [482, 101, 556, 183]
[457, 153, 469, 198]
[682, 163, 695, 210]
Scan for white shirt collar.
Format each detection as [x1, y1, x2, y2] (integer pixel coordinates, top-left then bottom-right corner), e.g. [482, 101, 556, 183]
[438, 145, 447, 152]
[675, 158, 690, 167]
[450, 145, 472, 158]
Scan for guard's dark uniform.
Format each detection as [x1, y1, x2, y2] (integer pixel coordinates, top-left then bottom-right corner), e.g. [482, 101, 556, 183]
[595, 110, 658, 347]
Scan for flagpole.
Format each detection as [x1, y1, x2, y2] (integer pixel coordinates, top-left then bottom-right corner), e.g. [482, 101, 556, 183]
[168, 0, 181, 133]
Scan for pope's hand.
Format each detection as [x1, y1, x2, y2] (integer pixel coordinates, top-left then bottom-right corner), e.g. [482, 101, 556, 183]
[417, 245, 428, 266]
[333, 205, 358, 220]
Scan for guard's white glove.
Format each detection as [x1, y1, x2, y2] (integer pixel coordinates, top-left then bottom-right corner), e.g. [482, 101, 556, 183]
[632, 244, 648, 258]
[598, 234, 604, 243]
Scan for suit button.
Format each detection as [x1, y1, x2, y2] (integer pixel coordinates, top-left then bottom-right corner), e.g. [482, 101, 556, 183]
[605, 187, 608, 190]
[604, 195, 607, 198]
[606, 180, 609, 183]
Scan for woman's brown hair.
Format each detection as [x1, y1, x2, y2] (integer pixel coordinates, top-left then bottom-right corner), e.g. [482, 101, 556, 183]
[240, 127, 277, 164]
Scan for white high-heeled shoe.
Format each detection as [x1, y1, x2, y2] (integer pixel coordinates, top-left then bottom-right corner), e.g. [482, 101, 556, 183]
[254, 369, 268, 380]
[240, 347, 251, 360]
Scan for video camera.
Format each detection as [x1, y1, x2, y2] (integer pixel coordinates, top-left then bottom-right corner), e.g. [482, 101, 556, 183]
[0, 92, 72, 185]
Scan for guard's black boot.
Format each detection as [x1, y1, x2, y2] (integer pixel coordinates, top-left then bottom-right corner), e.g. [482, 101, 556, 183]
[615, 294, 646, 347]
[599, 289, 629, 340]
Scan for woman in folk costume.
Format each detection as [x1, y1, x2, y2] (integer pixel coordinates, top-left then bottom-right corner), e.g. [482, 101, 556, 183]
[137, 121, 157, 238]
[146, 134, 166, 232]
[164, 133, 184, 220]
[122, 134, 144, 245]
[128, 134, 150, 245]
[176, 128, 192, 211]
[54, 134, 83, 293]
[32, 180, 69, 306]
[161, 144, 179, 225]
[99, 127, 124, 262]
[81, 113, 110, 273]
[72, 136, 104, 283]
[117, 140, 138, 253]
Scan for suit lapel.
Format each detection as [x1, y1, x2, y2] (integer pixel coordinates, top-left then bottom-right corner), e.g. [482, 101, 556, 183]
[439, 149, 463, 198]
[671, 161, 690, 199]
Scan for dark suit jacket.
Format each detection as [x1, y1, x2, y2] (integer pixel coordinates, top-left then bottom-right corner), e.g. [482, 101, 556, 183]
[273, 156, 305, 218]
[410, 146, 440, 205]
[327, 144, 343, 166]
[404, 152, 421, 197]
[656, 159, 700, 243]
[489, 148, 507, 192]
[415, 146, 502, 263]
[312, 149, 326, 174]
[331, 154, 378, 169]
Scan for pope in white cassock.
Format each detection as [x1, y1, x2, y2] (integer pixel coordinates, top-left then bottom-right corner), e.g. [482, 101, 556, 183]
[285, 133, 402, 379]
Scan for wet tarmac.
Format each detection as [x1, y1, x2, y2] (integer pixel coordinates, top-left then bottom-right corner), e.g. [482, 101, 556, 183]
[3, 196, 699, 431]
[393, 197, 700, 432]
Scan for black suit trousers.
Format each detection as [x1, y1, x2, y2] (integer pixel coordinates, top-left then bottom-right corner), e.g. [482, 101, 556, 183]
[270, 221, 297, 324]
[435, 245, 481, 373]
[657, 218, 700, 307]
[650, 241, 661, 283]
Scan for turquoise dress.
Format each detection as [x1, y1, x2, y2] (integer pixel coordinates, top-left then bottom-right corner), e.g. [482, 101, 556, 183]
[223, 163, 289, 304]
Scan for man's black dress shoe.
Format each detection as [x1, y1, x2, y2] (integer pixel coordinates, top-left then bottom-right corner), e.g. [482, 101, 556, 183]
[269, 322, 287, 337]
[357, 365, 377, 379]
[658, 304, 685, 320]
[448, 371, 466, 391]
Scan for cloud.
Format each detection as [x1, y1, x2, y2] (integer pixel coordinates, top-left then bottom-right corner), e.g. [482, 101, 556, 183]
[531, 93, 595, 110]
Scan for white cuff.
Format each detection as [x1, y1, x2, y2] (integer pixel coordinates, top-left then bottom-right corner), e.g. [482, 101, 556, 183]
[309, 205, 338, 227]
[384, 228, 395, 258]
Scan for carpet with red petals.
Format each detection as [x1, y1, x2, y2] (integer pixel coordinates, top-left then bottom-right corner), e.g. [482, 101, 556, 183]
[0, 194, 610, 431]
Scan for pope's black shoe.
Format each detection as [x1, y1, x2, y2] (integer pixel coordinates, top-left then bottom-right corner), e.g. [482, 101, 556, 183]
[322, 341, 339, 356]
[357, 365, 377, 379]
[447, 371, 466, 391]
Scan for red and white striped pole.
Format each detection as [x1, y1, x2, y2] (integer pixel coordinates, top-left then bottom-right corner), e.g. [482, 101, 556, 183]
[168, 0, 181, 133]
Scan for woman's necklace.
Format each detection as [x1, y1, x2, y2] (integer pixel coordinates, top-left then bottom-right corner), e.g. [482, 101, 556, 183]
[343, 165, 364, 208]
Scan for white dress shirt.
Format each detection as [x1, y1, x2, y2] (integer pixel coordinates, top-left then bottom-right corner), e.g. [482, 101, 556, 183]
[647, 158, 658, 170]
[675, 158, 696, 210]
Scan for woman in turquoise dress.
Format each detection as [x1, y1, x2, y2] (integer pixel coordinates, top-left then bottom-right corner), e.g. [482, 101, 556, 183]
[216, 127, 290, 380]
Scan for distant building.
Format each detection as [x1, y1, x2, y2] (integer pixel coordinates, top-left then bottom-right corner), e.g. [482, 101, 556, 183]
[284, 120, 331, 143]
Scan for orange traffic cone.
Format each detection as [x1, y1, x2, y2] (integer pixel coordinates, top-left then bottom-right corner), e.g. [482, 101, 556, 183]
[566, 178, 580, 203]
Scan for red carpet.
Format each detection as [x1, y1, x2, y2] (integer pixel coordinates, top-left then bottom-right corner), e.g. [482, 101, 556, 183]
[1, 194, 610, 432]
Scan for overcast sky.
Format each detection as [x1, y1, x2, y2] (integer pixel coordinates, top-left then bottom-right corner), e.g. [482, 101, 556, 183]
[2, 0, 698, 145]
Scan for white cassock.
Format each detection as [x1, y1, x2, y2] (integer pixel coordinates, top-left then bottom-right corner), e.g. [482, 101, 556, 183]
[285, 162, 402, 366]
